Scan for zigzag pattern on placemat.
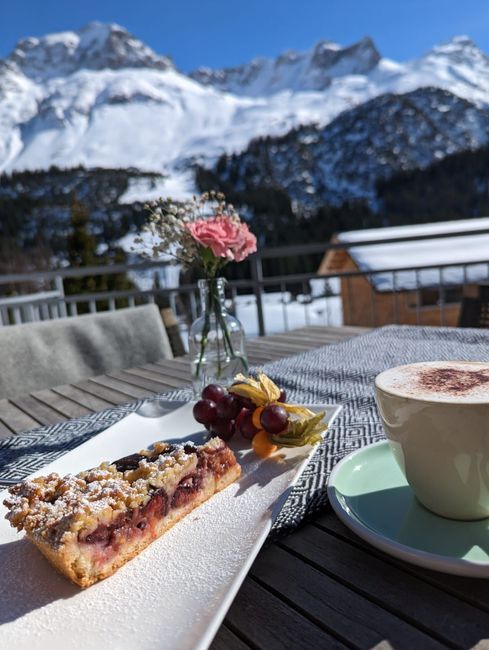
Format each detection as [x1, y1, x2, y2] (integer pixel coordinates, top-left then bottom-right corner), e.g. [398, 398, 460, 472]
[2, 324, 489, 539]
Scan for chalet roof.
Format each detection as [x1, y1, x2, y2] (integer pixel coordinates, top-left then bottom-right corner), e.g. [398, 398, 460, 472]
[336, 217, 489, 292]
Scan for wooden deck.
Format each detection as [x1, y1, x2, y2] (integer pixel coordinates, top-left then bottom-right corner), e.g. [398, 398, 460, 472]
[2, 324, 489, 648]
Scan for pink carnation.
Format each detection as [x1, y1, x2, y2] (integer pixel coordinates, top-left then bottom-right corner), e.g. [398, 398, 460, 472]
[186, 216, 257, 262]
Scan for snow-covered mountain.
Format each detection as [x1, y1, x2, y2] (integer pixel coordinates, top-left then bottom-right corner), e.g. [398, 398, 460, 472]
[8, 22, 172, 80]
[207, 87, 489, 207]
[190, 37, 381, 95]
[2, 23, 489, 201]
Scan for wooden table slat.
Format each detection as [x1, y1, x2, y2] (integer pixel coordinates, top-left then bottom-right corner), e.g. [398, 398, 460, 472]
[0, 399, 42, 434]
[251, 543, 447, 650]
[107, 369, 182, 393]
[121, 367, 188, 390]
[249, 336, 323, 349]
[210, 625, 252, 650]
[87, 374, 156, 399]
[32, 389, 94, 420]
[0, 412, 16, 438]
[224, 577, 349, 650]
[142, 362, 192, 382]
[281, 522, 489, 648]
[317, 510, 489, 616]
[74, 380, 136, 406]
[9, 395, 68, 427]
[52, 384, 116, 412]
[247, 355, 276, 366]
[247, 340, 313, 354]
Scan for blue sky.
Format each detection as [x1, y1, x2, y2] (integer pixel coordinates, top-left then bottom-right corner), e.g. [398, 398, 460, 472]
[2, 0, 489, 71]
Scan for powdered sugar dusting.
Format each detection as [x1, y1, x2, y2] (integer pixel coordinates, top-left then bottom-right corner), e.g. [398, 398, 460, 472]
[3, 439, 220, 546]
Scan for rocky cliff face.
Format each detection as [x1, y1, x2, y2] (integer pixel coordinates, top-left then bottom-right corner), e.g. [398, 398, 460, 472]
[190, 36, 381, 95]
[8, 22, 173, 80]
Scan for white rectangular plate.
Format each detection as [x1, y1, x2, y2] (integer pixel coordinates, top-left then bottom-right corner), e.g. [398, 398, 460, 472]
[0, 402, 341, 650]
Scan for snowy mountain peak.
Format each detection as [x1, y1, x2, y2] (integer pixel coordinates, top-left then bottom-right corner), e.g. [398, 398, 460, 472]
[7, 22, 173, 80]
[310, 36, 380, 75]
[190, 36, 381, 96]
[426, 34, 488, 63]
[2, 24, 489, 203]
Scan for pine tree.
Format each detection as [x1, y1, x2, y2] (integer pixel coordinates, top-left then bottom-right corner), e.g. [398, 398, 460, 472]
[66, 195, 96, 268]
[64, 194, 134, 309]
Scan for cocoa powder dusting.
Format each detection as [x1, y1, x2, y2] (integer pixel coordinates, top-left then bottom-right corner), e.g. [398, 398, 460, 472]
[417, 367, 489, 395]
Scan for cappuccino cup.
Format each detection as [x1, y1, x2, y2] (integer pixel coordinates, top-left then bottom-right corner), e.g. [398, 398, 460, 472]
[375, 361, 489, 520]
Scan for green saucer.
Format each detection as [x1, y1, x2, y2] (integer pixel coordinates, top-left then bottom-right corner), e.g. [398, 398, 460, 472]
[328, 441, 489, 577]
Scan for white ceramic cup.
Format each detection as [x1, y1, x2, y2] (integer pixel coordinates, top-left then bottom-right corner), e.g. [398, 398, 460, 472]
[375, 361, 489, 520]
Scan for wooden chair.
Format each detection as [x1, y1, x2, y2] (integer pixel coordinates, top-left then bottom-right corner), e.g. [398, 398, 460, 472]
[458, 284, 489, 328]
[0, 304, 173, 399]
[160, 307, 186, 357]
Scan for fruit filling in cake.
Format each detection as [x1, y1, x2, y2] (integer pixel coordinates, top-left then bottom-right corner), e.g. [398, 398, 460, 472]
[3, 437, 240, 588]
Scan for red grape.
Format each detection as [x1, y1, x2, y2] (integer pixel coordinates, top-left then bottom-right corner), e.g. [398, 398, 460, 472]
[236, 409, 259, 440]
[260, 404, 288, 433]
[216, 394, 241, 420]
[277, 389, 287, 403]
[201, 384, 226, 402]
[193, 399, 218, 426]
[238, 396, 256, 411]
[210, 417, 235, 441]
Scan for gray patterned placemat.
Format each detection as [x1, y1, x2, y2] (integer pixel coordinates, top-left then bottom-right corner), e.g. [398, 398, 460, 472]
[2, 324, 489, 539]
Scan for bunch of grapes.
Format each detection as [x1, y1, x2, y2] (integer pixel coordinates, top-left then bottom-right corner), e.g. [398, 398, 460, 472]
[192, 383, 288, 442]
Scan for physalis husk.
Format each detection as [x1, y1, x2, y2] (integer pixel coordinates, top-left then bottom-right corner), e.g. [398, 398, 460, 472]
[230, 372, 328, 449]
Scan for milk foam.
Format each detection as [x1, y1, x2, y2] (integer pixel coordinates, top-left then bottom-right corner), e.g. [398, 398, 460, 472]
[376, 361, 489, 403]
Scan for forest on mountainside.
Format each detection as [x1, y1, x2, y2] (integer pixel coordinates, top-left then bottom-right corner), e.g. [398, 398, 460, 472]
[375, 145, 489, 223]
[1, 142, 489, 283]
[198, 141, 489, 243]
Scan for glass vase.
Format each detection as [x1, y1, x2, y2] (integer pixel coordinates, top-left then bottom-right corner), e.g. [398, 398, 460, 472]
[189, 277, 248, 395]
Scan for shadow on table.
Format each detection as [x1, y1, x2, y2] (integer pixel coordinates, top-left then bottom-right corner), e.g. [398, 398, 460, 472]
[234, 452, 302, 498]
[0, 537, 78, 624]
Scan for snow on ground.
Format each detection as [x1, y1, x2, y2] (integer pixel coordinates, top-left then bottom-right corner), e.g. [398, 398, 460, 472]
[234, 294, 343, 339]
[118, 176, 168, 204]
[118, 169, 197, 204]
[117, 230, 181, 290]
[338, 217, 489, 291]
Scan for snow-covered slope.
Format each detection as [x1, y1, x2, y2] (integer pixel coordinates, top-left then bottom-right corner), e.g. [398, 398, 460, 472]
[1, 23, 359, 182]
[209, 87, 489, 206]
[2, 23, 489, 201]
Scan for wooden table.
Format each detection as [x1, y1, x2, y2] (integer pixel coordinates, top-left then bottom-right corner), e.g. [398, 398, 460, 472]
[0, 325, 368, 438]
[2, 325, 489, 649]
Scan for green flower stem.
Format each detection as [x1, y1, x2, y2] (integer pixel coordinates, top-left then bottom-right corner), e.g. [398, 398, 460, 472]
[194, 275, 248, 383]
[212, 285, 223, 376]
[215, 289, 249, 374]
[195, 308, 210, 378]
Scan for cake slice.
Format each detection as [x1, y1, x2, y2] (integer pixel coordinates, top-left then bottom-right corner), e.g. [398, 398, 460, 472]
[3, 437, 240, 588]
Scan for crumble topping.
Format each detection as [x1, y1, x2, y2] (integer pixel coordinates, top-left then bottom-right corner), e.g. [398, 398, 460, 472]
[3, 438, 226, 547]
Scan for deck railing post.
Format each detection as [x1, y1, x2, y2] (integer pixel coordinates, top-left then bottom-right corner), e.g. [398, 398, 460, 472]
[250, 254, 266, 336]
[54, 274, 67, 318]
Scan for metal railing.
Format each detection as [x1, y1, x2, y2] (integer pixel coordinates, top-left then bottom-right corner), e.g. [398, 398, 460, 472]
[0, 227, 488, 337]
